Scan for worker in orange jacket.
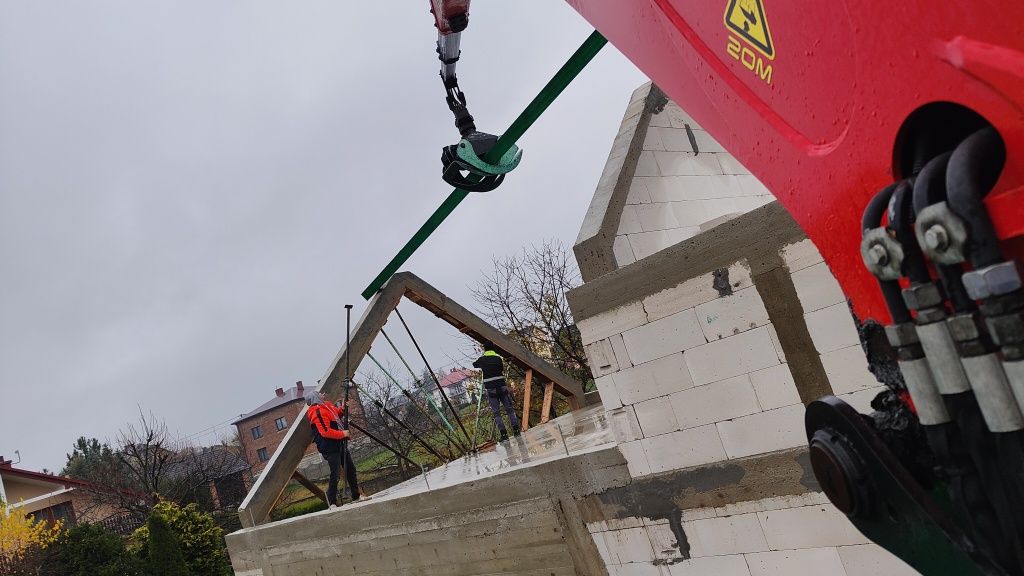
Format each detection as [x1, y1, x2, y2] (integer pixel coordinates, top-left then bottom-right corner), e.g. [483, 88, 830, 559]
[305, 390, 362, 507]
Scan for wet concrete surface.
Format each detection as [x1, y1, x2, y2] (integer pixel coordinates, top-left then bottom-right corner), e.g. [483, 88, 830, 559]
[369, 403, 613, 502]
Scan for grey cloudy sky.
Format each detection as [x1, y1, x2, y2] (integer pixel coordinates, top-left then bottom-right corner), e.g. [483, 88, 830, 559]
[0, 2, 645, 472]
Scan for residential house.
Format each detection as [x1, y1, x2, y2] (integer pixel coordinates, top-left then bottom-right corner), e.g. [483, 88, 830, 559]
[233, 381, 364, 473]
[434, 368, 478, 407]
[165, 445, 252, 510]
[0, 456, 128, 531]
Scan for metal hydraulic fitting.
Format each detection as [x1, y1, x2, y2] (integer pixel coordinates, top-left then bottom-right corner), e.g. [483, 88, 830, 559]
[913, 202, 969, 265]
[962, 261, 1022, 300]
[977, 294, 1024, 359]
[885, 322, 920, 347]
[923, 226, 948, 252]
[985, 310, 1024, 350]
[902, 283, 944, 312]
[947, 313, 983, 342]
[946, 313, 991, 358]
[861, 228, 903, 281]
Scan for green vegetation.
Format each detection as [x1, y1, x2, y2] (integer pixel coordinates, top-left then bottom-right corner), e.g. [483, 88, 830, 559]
[132, 501, 231, 576]
[48, 524, 143, 576]
[271, 498, 329, 521]
[144, 513, 191, 576]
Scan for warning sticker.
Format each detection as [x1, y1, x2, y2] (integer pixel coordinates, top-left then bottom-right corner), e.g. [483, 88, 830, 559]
[724, 0, 774, 59]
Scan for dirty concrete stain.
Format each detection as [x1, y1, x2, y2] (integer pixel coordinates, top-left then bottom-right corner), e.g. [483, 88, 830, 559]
[713, 267, 733, 297]
[796, 449, 820, 491]
[586, 449, 817, 561]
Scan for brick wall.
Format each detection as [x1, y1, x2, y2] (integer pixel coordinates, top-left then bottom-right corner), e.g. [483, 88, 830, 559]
[236, 402, 317, 474]
[237, 388, 367, 474]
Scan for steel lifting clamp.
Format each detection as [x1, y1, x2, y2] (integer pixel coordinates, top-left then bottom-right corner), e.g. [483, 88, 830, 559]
[441, 132, 522, 193]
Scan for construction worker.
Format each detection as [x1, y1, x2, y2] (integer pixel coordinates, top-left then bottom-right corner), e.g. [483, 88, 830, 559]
[472, 342, 521, 441]
[305, 390, 362, 507]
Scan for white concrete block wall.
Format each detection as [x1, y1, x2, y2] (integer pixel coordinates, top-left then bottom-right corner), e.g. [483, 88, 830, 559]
[786, 240, 888, 411]
[577, 240, 892, 479]
[576, 261, 818, 479]
[586, 496, 917, 576]
[577, 198, 902, 574]
[614, 102, 776, 267]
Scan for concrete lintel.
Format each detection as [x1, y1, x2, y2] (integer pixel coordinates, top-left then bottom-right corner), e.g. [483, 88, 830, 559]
[567, 201, 807, 322]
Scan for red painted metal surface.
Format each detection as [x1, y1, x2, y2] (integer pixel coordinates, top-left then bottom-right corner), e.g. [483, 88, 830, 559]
[430, 0, 471, 35]
[566, 0, 1024, 323]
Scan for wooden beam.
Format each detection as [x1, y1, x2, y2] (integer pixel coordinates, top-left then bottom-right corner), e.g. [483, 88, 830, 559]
[520, 369, 534, 432]
[539, 382, 555, 424]
[396, 272, 586, 404]
[238, 271, 586, 528]
[237, 280, 406, 528]
[291, 471, 327, 505]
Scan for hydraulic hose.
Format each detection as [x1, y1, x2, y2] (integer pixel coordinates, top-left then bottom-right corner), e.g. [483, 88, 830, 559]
[947, 127, 1007, 268]
[862, 182, 912, 324]
[912, 153, 974, 313]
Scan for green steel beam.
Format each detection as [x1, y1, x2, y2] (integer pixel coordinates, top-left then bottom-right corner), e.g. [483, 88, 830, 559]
[361, 31, 608, 300]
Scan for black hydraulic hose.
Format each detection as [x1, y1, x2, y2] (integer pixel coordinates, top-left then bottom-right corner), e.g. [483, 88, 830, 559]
[911, 153, 975, 313]
[862, 182, 896, 232]
[947, 127, 1007, 268]
[913, 152, 954, 211]
[862, 182, 913, 324]
[394, 308, 472, 445]
[890, 181, 931, 285]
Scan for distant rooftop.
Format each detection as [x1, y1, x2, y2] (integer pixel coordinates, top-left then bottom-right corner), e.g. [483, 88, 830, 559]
[0, 457, 98, 491]
[438, 368, 477, 389]
[233, 381, 308, 425]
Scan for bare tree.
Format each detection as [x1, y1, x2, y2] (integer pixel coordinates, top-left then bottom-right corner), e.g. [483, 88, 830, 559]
[471, 240, 593, 387]
[65, 411, 251, 527]
[354, 365, 451, 482]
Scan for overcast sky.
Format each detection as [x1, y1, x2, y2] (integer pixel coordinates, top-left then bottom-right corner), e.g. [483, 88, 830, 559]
[0, 2, 645, 472]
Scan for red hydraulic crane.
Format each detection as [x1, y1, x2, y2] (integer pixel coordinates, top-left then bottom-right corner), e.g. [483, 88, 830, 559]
[421, 3, 1024, 573]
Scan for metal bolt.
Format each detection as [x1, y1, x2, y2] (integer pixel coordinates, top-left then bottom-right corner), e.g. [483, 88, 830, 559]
[924, 225, 949, 252]
[868, 244, 889, 267]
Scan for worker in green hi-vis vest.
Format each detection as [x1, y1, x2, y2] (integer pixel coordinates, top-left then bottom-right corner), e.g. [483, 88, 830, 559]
[472, 342, 521, 442]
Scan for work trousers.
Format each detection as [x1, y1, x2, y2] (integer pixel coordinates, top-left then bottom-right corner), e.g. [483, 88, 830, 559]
[323, 446, 359, 505]
[486, 385, 520, 438]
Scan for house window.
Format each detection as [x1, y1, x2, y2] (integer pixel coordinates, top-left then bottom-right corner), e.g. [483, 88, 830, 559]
[257, 448, 269, 462]
[251, 426, 262, 440]
[275, 417, 287, 431]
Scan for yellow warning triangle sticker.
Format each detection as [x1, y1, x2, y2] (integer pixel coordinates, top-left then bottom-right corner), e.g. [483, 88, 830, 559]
[724, 0, 775, 59]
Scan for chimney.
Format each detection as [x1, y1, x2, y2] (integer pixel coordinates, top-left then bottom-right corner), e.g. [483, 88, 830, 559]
[296, 381, 304, 393]
[275, 387, 285, 397]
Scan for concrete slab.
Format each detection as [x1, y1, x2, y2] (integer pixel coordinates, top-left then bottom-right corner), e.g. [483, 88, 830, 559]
[226, 404, 626, 576]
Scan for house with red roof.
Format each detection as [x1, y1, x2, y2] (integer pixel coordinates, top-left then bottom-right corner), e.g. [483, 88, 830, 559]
[0, 456, 128, 530]
[433, 368, 479, 407]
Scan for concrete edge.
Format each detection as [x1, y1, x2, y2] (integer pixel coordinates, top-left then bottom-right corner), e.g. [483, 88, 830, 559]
[567, 201, 807, 321]
[227, 444, 630, 548]
[573, 82, 668, 282]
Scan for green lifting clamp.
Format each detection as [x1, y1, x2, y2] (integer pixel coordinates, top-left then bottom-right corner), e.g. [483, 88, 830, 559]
[441, 133, 522, 193]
